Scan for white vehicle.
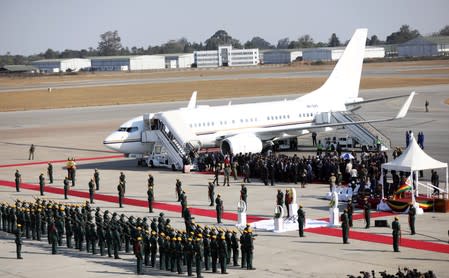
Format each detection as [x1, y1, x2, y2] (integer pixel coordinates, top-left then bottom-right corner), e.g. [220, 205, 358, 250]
[146, 144, 182, 171]
[104, 29, 415, 168]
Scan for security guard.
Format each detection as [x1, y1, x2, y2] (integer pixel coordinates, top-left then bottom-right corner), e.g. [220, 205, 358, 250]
[194, 235, 204, 278]
[134, 236, 144, 274]
[147, 185, 154, 213]
[408, 203, 416, 235]
[119, 171, 126, 193]
[39, 173, 45, 196]
[175, 179, 182, 202]
[231, 230, 240, 266]
[218, 234, 228, 274]
[14, 169, 21, 192]
[297, 205, 306, 237]
[215, 194, 223, 224]
[15, 224, 23, 259]
[363, 198, 371, 229]
[148, 174, 154, 187]
[208, 182, 215, 207]
[347, 200, 354, 227]
[88, 178, 95, 204]
[63, 176, 70, 199]
[210, 234, 218, 273]
[94, 169, 100, 190]
[47, 162, 53, 184]
[340, 209, 350, 244]
[392, 216, 401, 252]
[240, 184, 248, 205]
[244, 228, 256, 270]
[117, 181, 125, 208]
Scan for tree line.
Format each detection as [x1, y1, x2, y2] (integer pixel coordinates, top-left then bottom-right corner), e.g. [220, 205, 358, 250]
[1, 24, 448, 66]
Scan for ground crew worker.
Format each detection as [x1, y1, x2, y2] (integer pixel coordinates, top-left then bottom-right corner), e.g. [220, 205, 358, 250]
[94, 169, 100, 190]
[47, 162, 53, 184]
[147, 185, 154, 213]
[363, 198, 371, 229]
[408, 204, 416, 235]
[208, 182, 215, 206]
[117, 181, 125, 208]
[14, 169, 21, 192]
[39, 173, 45, 196]
[134, 236, 144, 274]
[215, 194, 223, 224]
[341, 209, 350, 244]
[240, 184, 248, 205]
[15, 224, 23, 259]
[297, 205, 305, 237]
[28, 144, 35, 160]
[88, 178, 95, 204]
[392, 216, 401, 252]
[63, 176, 70, 199]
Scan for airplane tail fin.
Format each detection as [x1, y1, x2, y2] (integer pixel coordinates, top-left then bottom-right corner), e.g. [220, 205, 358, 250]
[297, 28, 367, 108]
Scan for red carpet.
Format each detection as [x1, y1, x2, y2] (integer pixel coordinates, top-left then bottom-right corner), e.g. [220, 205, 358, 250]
[306, 226, 449, 254]
[0, 155, 124, 169]
[1, 179, 448, 254]
[0, 180, 265, 223]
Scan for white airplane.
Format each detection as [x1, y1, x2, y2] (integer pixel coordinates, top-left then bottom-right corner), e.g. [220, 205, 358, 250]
[104, 28, 415, 158]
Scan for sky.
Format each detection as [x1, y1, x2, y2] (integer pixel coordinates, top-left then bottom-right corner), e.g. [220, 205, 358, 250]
[1, 0, 448, 55]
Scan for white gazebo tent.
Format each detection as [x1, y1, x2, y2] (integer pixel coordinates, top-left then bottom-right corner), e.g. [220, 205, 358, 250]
[381, 133, 448, 207]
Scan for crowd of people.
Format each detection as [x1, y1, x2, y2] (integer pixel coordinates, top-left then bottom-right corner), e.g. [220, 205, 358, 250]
[1, 198, 256, 276]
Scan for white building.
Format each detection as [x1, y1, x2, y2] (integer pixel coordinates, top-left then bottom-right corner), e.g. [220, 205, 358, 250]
[194, 45, 259, 68]
[90, 55, 165, 71]
[303, 46, 385, 62]
[31, 58, 91, 73]
[261, 49, 302, 64]
[398, 36, 449, 57]
[164, 53, 194, 69]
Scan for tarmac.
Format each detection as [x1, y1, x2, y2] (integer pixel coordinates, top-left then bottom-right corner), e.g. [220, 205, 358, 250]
[0, 84, 449, 277]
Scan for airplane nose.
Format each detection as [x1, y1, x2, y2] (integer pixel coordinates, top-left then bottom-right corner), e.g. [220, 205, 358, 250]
[103, 132, 125, 151]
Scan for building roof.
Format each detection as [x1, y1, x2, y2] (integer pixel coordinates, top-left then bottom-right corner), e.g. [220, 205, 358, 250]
[0, 65, 38, 72]
[89, 55, 164, 60]
[401, 36, 449, 46]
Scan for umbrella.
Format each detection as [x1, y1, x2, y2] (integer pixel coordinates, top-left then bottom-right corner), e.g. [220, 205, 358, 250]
[340, 153, 354, 160]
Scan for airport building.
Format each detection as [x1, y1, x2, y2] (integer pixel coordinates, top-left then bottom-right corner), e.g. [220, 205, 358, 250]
[302, 46, 385, 62]
[31, 58, 91, 73]
[398, 36, 449, 57]
[164, 53, 194, 69]
[90, 55, 166, 71]
[260, 49, 302, 64]
[194, 45, 259, 68]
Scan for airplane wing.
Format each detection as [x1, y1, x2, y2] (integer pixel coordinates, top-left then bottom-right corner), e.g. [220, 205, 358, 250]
[345, 93, 415, 106]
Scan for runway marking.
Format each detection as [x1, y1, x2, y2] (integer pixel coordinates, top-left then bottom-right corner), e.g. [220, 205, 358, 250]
[1, 179, 448, 254]
[0, 155, 124, 168]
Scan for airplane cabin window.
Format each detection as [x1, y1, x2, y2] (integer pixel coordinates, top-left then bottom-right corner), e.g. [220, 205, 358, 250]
[127, 127, 138, 133]
[117, 127, 127, 132]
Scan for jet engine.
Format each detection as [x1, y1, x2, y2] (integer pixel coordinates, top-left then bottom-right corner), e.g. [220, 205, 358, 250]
[220, 134, 263, 155]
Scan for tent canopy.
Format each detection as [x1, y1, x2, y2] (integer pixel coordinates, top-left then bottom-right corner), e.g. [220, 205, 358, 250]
[382, 134, 447, 172]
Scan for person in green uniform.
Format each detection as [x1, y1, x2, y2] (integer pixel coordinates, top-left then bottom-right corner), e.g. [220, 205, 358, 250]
[119, 172, 126, 193]
[15, 224, 23, 259]
[218, 235, 228, 274]
[48, 219, 59, 254]
[157, 232, 165, 270]
[28, 144, 35, 160]
[175, 237, 183, 274]
[240, 184, 248, 206]
[297, 205, 306, 237]
[94, 169, 100, 190]
[63, 176, 70, 199]
[150, 231, 158, 267]
[65, 216, 73, 248]
[244, 229, 256, 270]
[363, 198, 371, 229]
[14, 169, 21, 192]
[215, 194, 223, 224]
[210, 235, 218, 273]
[134, 236, 144, 274]
[392, 216, 401, 252]
[112, 224, 121, 259]
[88, 178, 95, 204]
[147, 185, 154, 213]
[340, 209, 350, 244]
[47, 162, 53, 184]
[194, 236, 204, 278]
[240, 231, 246, 268]
[147, 174, 154, 187]
[175, 179, 183, 202]
[408, 204, 416, 235]
[117, 181, 125, 208]
[39, 173, 45, 196]
[208, 182, 215, 207]
[347, 200, 354, 227]
[231, 230, 239, 266]
[184, 237, 194, 276]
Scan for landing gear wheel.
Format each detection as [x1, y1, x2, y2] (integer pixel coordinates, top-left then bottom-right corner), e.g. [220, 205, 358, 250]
[171, 164, 176, 171]
[149, 160, 154, 168]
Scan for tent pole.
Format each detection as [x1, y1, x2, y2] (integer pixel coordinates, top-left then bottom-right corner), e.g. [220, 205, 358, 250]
[411, 171, 416, 204]
[416, 171, 419, 197]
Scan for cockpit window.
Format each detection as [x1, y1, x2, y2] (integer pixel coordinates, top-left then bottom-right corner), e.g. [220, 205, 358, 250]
[117, 126, 139, 132]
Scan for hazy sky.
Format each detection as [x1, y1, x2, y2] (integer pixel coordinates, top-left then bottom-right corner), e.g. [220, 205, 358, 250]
[1, 0, 448, 55]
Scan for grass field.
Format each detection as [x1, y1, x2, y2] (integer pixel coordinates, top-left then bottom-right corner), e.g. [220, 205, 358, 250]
[1, 60, 448, 111]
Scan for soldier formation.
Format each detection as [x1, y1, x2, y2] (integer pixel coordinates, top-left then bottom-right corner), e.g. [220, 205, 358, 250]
[1, 198, 256, 276]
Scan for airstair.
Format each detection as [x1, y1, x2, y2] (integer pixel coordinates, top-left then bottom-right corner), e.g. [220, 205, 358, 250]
[332, 111, 391, 151]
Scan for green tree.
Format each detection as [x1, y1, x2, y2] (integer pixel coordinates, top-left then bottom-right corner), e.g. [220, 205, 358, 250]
[204, 30, 242, 50]
[244, 36, 273, 49]
[297, 35, 315, 48]
[386, 25, 420, 44]
[44, 48, 59, 59]
[438, 25, 449, 36]
[276, 37, 290, 49]
[367, 35, 382, 46]
[328, 33, 341, 47]
[97, 30, 122, 56]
